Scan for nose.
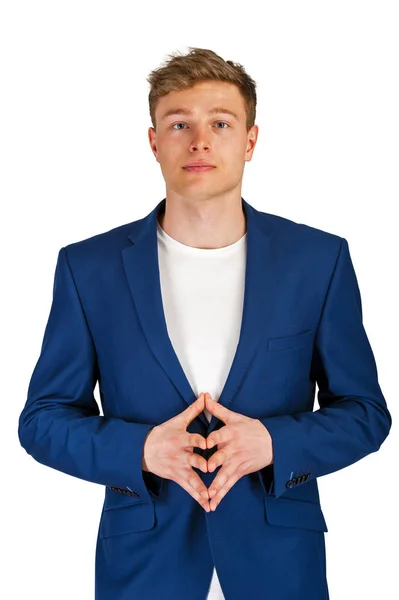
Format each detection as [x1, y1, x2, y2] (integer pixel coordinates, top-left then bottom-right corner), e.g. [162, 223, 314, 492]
[189, 125, 211, 152]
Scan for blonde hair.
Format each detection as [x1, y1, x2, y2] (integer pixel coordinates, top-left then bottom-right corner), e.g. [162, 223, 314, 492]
[147, 47, 257, 132]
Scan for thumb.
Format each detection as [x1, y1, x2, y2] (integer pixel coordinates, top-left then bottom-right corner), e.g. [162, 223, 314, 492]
[183, 392, 205, 428]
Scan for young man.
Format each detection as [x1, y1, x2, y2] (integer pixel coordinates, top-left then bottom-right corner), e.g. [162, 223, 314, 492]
[18, 47, 391, 600]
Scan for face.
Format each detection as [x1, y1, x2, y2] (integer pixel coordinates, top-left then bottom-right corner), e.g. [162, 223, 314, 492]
[148, 80, 258, 203]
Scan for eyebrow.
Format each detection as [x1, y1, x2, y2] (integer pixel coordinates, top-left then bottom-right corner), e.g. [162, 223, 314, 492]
[160, 106, 239, 121]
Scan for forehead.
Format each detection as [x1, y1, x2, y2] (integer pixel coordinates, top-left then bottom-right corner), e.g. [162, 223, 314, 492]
[156, 81, 245, 120]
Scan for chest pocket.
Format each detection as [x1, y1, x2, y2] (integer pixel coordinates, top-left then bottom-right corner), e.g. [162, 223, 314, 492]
[267, 329, 314, 383]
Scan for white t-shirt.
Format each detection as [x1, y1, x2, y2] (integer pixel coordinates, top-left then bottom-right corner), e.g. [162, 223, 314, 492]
[157, 217, 247, 599]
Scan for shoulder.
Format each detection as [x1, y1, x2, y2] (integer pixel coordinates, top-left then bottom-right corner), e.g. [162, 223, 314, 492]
[61, 217, 141, 267]
[256, 208, 344, 254]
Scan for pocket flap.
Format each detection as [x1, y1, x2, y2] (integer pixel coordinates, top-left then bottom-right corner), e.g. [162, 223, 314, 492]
[268, 330, 313, 352]
[104, 486, 143, 511]
[264, 495, 328, 532]
[99, 502, 155, 538]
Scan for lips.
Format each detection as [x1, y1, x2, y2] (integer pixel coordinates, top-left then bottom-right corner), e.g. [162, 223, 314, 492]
[184, 166, 214, 172]
[184, 162, 214, 168]
[184, 163, 215, 172]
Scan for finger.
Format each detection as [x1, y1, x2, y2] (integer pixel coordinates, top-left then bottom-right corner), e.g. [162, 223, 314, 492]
[186, 433, 207, 451]
[207, 424, 231, 449]
[209, 462, 246, 507]
[186, 467, 210, 501]
[208, 459, 236, 497]
[209, 474, 238, 510]
[207, 449, 226, 472]
[179, 478, 210, 511]
[207, 430, 222, 449]
[205, 395, 232, 424]
[208, 464, 241, 507]
[187, 451, 208, 474]
[208, 465, 228, 497]
[176, 469, 210, 511]
[207, 433, 217, 449]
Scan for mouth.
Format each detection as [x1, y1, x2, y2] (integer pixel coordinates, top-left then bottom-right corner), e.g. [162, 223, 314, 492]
[183, 165, 215, 173]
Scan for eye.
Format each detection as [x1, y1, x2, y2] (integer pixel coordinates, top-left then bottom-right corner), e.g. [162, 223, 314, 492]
[171, 121, 230, 130]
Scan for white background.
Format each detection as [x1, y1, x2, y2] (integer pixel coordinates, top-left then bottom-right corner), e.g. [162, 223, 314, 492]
[2, 1, 398, 598]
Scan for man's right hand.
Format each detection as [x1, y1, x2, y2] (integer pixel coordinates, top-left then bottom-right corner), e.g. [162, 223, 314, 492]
[142, 393, 211, 512]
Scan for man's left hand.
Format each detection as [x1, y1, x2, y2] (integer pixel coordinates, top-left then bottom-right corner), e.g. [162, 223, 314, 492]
[204, 392, 273, 511]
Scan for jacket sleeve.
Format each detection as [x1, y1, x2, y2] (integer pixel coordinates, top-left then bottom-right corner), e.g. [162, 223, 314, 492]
[259, 237, 392, 499]
[18, 246, 158, 502]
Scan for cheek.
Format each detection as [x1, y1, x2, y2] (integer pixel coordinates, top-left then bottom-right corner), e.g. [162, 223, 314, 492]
[158, 153, 179, 174]
[157, 137, 178, 159]
[219, 144, 243, 164]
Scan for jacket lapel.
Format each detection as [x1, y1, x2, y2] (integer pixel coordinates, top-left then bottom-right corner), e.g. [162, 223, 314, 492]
[122, 197, 276, 433]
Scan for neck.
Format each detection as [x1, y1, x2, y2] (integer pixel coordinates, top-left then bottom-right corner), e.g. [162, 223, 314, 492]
[157, 196, 247, 250]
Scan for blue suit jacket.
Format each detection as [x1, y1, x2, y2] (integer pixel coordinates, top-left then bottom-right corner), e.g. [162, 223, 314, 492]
[18, 198, 391, 599]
